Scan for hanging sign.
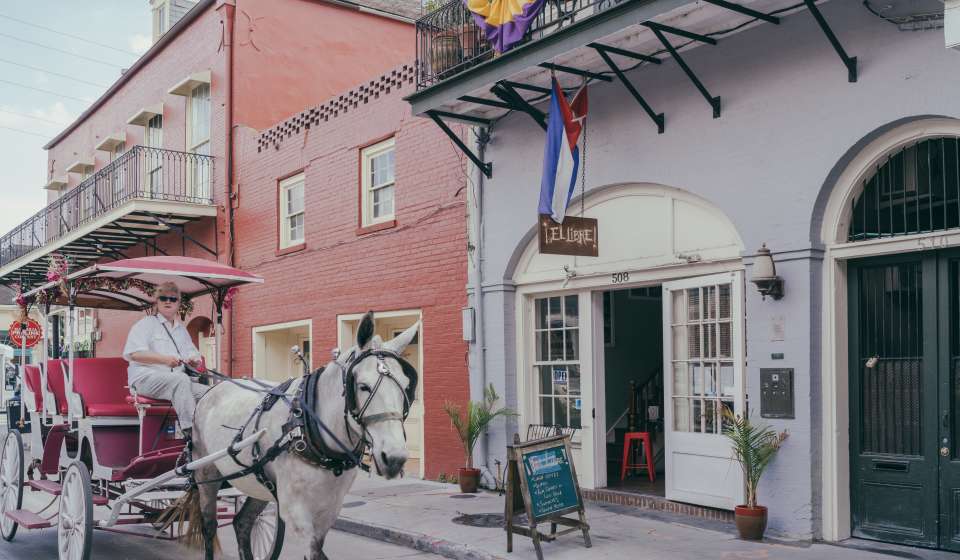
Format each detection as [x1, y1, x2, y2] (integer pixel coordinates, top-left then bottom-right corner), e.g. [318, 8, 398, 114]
[8, 319, 42, 349]
[505, 434, 591, 560]
[538, 215, 598, 257]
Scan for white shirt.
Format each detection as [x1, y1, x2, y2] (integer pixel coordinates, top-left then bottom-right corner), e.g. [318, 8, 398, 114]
[123, 314, 201, 385]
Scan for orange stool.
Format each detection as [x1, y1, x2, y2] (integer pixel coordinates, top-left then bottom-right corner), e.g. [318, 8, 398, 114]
[620, 432, 655, 482]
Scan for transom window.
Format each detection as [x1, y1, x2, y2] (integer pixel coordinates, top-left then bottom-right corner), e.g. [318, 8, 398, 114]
[279, 173, 305, 249]
[849, 137, 960, 242]
[361, 138, 395, 226]
[670, 285, 735, 434]
[533, 295, 581, 430]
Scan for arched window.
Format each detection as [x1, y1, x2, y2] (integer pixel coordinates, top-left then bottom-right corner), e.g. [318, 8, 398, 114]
[848, 137, 960, 242]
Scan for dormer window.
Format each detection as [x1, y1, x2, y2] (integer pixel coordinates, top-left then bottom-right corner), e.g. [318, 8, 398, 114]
[151, 0, 197, 44]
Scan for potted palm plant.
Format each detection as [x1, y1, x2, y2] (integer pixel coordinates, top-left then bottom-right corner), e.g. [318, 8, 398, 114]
[722, 407, 788, 540]
[443, 384, 515, 493]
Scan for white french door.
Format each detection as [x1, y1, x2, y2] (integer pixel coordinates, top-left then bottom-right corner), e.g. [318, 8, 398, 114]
[662, 271, 745, 510]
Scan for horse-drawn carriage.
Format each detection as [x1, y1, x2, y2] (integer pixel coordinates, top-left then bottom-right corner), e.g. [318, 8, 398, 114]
[0, 256, 282, 559]
[0, 255, 420, 560]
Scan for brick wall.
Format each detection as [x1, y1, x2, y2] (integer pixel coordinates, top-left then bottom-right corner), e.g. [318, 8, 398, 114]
[233, 63, 470, 479]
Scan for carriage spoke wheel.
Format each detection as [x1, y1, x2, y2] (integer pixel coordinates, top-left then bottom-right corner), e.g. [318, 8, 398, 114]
[57, 462, 92, 560]
[250, 501, 285, 560]
[0, 430, 23, 541]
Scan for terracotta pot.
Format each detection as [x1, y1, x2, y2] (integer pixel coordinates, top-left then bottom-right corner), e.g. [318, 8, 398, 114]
[458, 467, 481, 493]
[734, 505, 767, 540]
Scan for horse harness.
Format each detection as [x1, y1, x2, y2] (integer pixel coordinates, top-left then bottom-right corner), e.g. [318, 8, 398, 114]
[185, 348, 418, 496]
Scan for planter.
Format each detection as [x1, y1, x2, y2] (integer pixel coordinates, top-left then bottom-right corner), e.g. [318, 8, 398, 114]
[458, 467, 481, 493]
[734, 505, 767, 540]
[430, 32, 462, 77]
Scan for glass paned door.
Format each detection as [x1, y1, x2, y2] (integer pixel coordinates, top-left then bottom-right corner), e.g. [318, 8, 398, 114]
[663, 272, 745, 509]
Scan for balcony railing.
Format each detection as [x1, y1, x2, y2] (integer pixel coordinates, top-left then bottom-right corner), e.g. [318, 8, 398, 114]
[0, 146, 214, 268]
[416, 0, 630, 89]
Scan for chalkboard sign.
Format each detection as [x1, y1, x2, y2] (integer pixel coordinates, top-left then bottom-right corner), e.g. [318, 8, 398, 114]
[521, 445, 579, 520]
[505, 433, 590, 560]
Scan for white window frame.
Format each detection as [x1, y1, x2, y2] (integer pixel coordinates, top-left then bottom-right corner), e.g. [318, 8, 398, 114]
[279, 173, 305, 249]
[111, 141, 127, 203]
[360, 137, 396, 227]
[144, 114, 163, 196]
[187, 83, 211, 199]
[532, 294, 583, 431]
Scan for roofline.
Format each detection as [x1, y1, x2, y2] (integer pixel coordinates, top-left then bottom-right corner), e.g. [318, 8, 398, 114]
[44, 0, 217, 150]
[304, 0, 416, 24]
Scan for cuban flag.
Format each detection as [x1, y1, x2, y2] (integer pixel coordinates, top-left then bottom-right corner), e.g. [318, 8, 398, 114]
[539, 77, 588, 224]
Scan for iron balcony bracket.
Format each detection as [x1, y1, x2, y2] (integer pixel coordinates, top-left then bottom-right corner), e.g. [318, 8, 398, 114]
[702, 0, 780, 25]
[587, 42, 661, 65]
[804, 0, 857, 83]
[643, 21, 717, 45]
[649, 26, 721, 119]
[458, 96, 513, 110]
[425, 110, 493, 179]
[538, 63, 612, 82]
[491, 82, 548, 131]
[500, 81, 552, 96]
[108, 221, 169, 256]
[148, 213, 217, 257]
[591, 43, 665, 134]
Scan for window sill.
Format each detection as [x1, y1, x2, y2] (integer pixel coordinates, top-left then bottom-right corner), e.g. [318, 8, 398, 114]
[276, 243, 306, 256]
[356, 219, 396, 236]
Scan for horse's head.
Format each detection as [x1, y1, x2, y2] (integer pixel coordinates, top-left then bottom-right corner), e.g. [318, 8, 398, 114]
[346, 312, 419, 479]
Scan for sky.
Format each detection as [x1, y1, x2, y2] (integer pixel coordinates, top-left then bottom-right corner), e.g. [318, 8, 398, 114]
[0, 1, 151, 235]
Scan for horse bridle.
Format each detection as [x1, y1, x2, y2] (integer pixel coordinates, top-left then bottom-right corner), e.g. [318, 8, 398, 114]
[337, 348, 418, 445]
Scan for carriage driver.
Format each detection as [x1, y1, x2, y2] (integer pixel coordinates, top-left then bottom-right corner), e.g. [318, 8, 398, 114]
[122, 282, 209, 439]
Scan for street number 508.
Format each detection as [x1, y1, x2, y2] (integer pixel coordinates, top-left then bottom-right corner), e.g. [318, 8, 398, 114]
[612, 272, 630, 284]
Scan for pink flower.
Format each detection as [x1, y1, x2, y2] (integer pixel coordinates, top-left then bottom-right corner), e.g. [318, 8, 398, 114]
[222, 286, 239, 310]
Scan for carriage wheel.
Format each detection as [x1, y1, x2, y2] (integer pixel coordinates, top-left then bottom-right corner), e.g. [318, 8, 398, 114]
[0, 430, 23, 541]
[58, 461, 92, 560]
[250, 501, 285, 560]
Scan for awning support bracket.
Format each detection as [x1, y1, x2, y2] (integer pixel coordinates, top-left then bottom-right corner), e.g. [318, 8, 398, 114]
[148, 213, 217, 257]
[702, 0, 780, 24]
[491, 82, 547, 131]
[425, 110, 493, 179]
[649, 26, 721, 118]
[111, 222, 169, 256]
[538, 63, 612, 82]
[591, 44, 664, 134]
[804, 0, 857, 83]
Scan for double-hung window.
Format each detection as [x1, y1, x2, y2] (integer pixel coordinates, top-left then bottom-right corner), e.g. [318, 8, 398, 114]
[360, 138, 395, 226]
[145, 114, 163, 196]
[279, 174, 305, 249]
[187, 83, 211, 200]
[533, 295, 582, 429]
[111, 142, 127, 203]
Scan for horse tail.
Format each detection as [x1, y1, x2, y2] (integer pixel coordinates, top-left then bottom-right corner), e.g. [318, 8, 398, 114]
[154, 483, 220, 551]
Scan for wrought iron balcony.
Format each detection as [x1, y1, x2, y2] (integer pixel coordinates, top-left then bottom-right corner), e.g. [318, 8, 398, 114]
[0, 146, 214, 269]
[416, 0, 629, 89]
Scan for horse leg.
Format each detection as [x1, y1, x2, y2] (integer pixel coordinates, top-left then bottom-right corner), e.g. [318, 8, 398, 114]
[195, 464, 221, 560]
[234, 497, 269, 560]
[308, 535, 328, 560]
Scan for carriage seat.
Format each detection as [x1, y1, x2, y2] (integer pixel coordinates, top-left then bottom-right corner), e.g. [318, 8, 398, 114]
[125, 395, 173, 407]
[45, 359, 68, 415]
[70, 358, 170, 417]
[22, 365, 43, 413]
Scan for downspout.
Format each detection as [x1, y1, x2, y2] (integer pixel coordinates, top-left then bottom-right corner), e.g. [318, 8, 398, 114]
[219, 2, 236, 376]
[468, 127, 491, 484]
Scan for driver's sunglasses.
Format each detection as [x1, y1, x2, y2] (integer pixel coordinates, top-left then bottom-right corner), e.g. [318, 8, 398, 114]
[158, 296, 179, 303]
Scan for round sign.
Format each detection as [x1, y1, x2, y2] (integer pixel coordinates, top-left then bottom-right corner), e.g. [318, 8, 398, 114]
[8, 319, 42, 349]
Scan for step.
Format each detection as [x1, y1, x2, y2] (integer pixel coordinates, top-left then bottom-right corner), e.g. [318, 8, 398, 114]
[5, 509, 53, 529]
[27, 479, 61, 495]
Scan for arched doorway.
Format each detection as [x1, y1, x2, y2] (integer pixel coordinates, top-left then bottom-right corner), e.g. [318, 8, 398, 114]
[509, 183, 746, 508]
[819, 117, 960, 549]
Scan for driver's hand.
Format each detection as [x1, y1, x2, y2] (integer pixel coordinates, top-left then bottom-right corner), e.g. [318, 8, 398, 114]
[165, 356, 181, 368]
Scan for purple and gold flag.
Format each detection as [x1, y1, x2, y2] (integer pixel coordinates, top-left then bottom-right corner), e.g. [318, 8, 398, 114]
[465, 0, 547, 53]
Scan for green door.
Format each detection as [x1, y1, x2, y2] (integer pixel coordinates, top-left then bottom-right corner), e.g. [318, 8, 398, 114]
[850, 251, 960, 550]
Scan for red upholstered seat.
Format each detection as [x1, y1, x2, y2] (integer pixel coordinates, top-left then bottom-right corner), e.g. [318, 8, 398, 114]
[125, 395, 172, 406]
[22, 365, 43, 413]
[70, 358, 139, 417]
[46, 360, 68, 415]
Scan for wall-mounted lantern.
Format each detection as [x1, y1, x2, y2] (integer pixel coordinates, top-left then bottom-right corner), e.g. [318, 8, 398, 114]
[751, 244, 784, 301]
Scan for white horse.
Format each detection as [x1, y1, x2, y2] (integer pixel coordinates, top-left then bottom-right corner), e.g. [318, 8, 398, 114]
[186, 312, 418, 560]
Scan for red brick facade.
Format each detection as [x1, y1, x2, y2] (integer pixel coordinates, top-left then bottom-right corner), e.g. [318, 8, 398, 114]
[232, 64, 469, 479]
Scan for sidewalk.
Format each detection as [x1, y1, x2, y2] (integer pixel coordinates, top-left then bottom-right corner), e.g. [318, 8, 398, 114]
[336, 476, 954, 560]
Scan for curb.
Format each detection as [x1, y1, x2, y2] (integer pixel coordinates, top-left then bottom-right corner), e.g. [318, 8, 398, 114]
[334, 516, 506, 560]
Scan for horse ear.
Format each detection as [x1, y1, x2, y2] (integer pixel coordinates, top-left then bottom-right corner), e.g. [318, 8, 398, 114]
[357, 311, 375, 349]
[384, 321, 420, 354]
